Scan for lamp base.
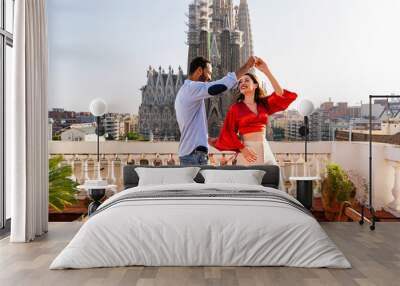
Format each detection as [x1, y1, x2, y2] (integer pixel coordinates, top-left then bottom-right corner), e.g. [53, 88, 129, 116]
[87, 188, 106, 216]
[296, 180, 313, 210]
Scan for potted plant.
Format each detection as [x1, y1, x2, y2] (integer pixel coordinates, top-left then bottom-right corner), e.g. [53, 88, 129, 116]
[49, 155, 79, 212]
[321, 162, 356, 221]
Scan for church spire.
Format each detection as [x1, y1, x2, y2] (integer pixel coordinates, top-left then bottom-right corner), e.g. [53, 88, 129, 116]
[222, 14, 230, 30]
[210, 33, 221, 66]
[165, 65, 174, 89]
[175, 66, 184, 91]
[186, 0, 200, 74]
[238, 0, 253, 65]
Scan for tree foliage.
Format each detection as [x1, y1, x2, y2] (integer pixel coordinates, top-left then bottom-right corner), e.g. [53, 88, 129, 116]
[49, 156, 79, 212]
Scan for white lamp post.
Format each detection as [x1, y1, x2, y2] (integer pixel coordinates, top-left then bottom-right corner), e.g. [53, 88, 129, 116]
[89, 98, 107, 162]
[297, 99, 315, 162]
[85, 98, 109, 215]
[289, 99, 317, 210]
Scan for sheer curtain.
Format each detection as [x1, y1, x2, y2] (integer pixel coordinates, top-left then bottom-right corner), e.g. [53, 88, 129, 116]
[9, 0, 48, 242]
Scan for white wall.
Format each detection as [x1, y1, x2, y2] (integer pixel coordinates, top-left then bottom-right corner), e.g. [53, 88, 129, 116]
[331, 141, 396, 210]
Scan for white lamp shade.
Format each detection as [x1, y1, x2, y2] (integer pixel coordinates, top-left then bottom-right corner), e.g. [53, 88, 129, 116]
[89, 98, 107, 116]
[298, 99, 315, 117]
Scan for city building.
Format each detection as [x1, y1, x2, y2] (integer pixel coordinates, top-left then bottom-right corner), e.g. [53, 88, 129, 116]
[60, 123, 97, 141]
[284, 108, 343, 142]
[348, 106, 361, 118]
[380, 99, 400, 119]
[48, 108, 77, 135]
[103, 114, 120, 140]
[60, 128, 87, 142]
[48, 108, 96, 137]
[320, 100, 334, 111]
[381, 120, 400, 135]
[119, 114, 139, 139]
[270, 111, 301, 141]
[361, 103, 385, 119]
[49, 108, 137, 141]
[48, 118, 54, 140]
[286, 119, 303, 141]
[131, 115, 139, 133]
[75, 112, 95, 124]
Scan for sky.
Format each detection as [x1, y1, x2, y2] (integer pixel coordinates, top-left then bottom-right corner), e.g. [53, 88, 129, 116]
[47, 0, 400, 114]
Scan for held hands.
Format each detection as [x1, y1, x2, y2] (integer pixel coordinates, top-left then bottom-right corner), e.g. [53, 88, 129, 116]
[237, 56, 258, 79]
[244, 56, 270, 74]
[208, 137, 217, 147]
[245, 56, 257, 69]
[254, 57, 270, 73]
[240, 147, 257, 163]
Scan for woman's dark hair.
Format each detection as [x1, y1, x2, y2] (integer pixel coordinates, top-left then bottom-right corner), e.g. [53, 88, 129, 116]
[189, 56, 211, 75]
[236, 73, 268, 107]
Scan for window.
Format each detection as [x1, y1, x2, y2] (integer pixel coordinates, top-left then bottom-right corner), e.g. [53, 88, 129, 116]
[0, 0, 13, 234]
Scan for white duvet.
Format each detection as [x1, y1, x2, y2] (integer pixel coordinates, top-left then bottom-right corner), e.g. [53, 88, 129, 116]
[50, 183, 351, 269]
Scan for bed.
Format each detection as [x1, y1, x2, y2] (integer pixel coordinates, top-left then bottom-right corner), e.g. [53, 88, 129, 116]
[50, 165, 351, 269]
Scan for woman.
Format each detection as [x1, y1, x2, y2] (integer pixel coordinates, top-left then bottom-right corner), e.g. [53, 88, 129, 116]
[209, 58, 297, 188]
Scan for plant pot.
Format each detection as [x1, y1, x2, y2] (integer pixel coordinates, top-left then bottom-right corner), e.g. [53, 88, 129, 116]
[321, 180, 356, 221]
[321, 178, 337, 220]
[321, 193, 341, 221]
[321, 163, 358, 221]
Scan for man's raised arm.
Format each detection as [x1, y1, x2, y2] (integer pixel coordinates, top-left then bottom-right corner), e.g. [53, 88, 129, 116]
[189, 56, 257, 101]
[235, 56, 257, 79]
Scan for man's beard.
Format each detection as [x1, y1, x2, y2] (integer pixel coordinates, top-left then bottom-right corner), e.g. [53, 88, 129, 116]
[199, 73, 210, 82]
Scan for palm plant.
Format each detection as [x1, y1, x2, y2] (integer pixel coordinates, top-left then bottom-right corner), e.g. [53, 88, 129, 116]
[49, 155, 79, 212]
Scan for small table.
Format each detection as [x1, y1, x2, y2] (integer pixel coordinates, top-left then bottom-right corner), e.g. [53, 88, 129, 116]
[289, 176, 320, 210]
[78, 183, 117, 216]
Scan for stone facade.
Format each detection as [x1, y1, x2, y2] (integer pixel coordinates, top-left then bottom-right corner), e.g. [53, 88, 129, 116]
[138, 66, 185, 141]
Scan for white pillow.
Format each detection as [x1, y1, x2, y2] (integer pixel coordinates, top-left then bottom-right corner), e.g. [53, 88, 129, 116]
[200, 169, 266, 185]
[135, 167, 200, 186]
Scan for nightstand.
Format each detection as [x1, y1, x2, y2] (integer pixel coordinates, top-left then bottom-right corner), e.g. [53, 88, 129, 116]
[78, 182, 117, 216]
[289, 176, 320, 210]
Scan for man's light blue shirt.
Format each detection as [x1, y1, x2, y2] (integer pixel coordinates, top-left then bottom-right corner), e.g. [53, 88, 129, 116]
[174, 72, 237, 157]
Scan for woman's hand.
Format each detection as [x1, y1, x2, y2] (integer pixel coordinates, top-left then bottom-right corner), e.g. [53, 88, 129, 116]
[255, 57, 284, 96]
[208, 137, 217, 147]
[240, 147, 258, 163]
[235, 56, 257, 79]
[255, 57, 270, 74]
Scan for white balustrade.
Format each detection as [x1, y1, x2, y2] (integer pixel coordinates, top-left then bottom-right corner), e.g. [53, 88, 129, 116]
[105, 155, 115, 184]
[63, 154, 77, 182]
[96, 160, 102, 180]
[315, 154, 321, 178]
[84, 158, 90, 181]
[386, 162, 400, 216]
[119, 154, 129, 175]
[49, 152, 331, 194]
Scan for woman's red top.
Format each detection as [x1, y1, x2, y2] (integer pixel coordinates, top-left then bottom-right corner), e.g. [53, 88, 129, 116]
[211, 89, 297, 152]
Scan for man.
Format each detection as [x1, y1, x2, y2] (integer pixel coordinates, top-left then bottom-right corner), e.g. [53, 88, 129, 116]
[175, 56, 256, 166]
